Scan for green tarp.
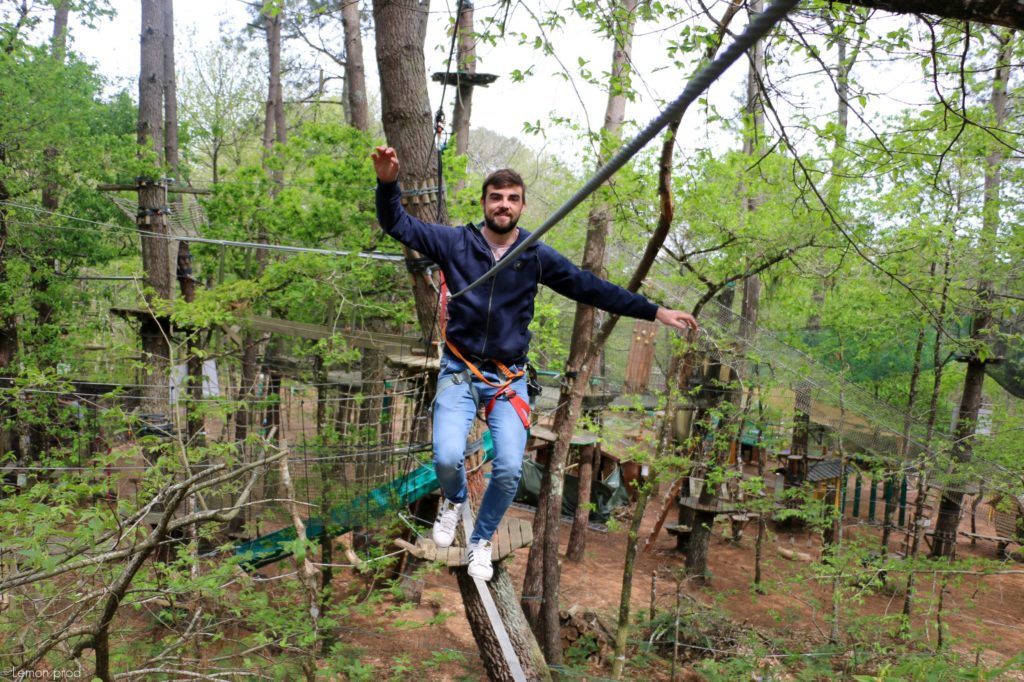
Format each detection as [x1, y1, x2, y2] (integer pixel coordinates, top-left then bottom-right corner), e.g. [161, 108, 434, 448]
[515, 458, 630, 523]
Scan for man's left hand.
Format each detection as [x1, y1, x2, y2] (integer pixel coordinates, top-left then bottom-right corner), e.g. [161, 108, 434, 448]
[655, 307, 698, 332]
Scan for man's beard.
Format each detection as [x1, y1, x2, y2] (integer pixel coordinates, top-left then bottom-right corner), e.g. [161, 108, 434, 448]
[485, 213, 519, 235]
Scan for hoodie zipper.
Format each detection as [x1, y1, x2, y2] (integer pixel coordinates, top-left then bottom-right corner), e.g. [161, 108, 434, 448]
[480, 248, 497, 356]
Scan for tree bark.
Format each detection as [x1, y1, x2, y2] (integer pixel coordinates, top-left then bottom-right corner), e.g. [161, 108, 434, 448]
[610, 482, 651, 680]
[456, 565, 551, 682]
[0, 162, 14, 370]
[341, 0, 369, 131]
[887, 320, 926, 552]
[566, 444, 597, 562]
[162, 0, 179, 178]
[521, 460, 549, 631]
[451, 1, 476, 160]
[51, 1, 70, 59]
[930, 33, 1011, 558]
[137, 0, 172, 420]
[373, 0, 443, 343]
[138, 0, 164, 164]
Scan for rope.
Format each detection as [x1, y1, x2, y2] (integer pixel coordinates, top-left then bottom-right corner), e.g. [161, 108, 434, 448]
[449, 0, 800, 301]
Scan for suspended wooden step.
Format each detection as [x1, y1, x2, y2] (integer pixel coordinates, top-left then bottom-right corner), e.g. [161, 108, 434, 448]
[394, 517, 533, 567]
[678, 496, 739, 514]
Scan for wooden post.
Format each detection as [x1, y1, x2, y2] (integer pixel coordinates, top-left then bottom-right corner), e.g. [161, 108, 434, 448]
[625, 319, 658, 393]
[899, 476, 908, 528]
[868, 478, 877, 522]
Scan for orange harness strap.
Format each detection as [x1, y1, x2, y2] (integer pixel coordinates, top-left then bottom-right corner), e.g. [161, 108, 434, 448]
[439, 273, 531, 429]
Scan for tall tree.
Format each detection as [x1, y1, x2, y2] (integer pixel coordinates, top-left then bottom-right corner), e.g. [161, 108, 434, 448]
[930, 30, 1013, 558]
[136, 0, 173, 420]
[372, 0, 442, 341]
[522, 0, 638, 660]
[340, 0, 368, 131]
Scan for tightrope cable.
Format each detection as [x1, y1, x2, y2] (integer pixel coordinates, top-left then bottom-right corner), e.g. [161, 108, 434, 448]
[449, 0, 800, 300]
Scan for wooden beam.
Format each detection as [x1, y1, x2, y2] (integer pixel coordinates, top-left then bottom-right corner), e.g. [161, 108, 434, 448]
[237, 314, 418, 350]
[97, 183, 210, 194]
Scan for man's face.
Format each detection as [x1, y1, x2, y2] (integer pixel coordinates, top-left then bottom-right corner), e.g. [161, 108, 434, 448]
[481, 185, 525, 235]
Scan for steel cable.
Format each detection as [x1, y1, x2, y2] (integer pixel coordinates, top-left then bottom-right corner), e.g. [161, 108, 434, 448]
[449, 0, 800, 300]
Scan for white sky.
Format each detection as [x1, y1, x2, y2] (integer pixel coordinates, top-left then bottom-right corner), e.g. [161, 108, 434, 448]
[70, 0, 759, 161]
[71, 1, 932, 167]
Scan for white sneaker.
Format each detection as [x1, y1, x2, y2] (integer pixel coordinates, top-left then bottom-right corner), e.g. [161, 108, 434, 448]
[432, 499, 463, 548]
[466, 539, 494, 581]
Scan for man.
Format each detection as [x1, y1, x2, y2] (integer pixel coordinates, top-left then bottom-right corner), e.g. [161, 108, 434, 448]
[372, 146, 697, 580]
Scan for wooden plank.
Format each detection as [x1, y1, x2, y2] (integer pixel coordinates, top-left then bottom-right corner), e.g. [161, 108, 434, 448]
[444, 547, 464, 567]
[528, 425, 599, 446]
[239, 314, 417, 351]
[493, 522, 509, 559]
[507, 518, 523, 555]
[387, 352, 441, 372]
[679, 496, 737, 514]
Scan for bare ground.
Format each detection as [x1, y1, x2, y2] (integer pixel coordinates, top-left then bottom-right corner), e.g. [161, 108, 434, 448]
[314, 485, 1024, 681]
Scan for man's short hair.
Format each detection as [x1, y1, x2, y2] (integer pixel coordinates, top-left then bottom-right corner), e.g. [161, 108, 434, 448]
[481, 169, 525, 203]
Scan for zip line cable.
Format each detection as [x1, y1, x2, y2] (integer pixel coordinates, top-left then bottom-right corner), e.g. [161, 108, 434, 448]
[2, 203, 406, 262]
[448, 0, 800, 301]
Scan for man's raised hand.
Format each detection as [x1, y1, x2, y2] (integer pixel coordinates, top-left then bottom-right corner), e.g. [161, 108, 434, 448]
[371, 146, 400, 183]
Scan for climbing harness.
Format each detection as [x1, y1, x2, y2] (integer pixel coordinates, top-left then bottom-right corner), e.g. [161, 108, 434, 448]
[437, 273, 531, 430]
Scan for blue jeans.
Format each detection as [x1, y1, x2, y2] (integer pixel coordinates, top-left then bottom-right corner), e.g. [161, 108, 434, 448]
[433, 354, 528, 544]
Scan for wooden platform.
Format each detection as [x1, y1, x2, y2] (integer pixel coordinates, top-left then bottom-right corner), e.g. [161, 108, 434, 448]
[528, 425, 599, 447]
[679, 496, 739, 514]
[395, 517, 533, 566]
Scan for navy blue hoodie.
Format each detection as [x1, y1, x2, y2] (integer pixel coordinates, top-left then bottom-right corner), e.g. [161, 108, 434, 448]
[376, 180, 658, 364]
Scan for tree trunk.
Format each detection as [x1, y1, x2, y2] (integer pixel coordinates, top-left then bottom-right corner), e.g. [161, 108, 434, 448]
[886, 319, 926, 552]
[177, 242, 204, 446]
[611, 345, 694, 679]
[610, 483, 651, 680]
[51, 1, 70, 59]
[138, 0, 164, 164]
[0, 178, 14, 370]
[341, 0, 369, 131]
[930, 33, 1011, 558]
[137, 0, 172, 420]
[903, 248, 950, 620]
[0, 149, 16, 461]
[162, 0, 179, 177]
[373, 0, 443, 343]
[451, 1, 476, 160]
[566, 444, 596, 562]
[527, 0, 637, 660]
[374, 1, 545, 674]
[521, 461, 549, 631]
[456, 565, 551, 682]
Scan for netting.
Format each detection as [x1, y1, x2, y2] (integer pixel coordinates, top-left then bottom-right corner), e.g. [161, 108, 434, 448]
[637, 279, 949, 466]
[109, 193, 208, 237]
[0, 368, 437, 561]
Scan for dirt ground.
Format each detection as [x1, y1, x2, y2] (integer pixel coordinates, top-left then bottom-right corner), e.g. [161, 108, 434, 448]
[325, 485, 1024, 682]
